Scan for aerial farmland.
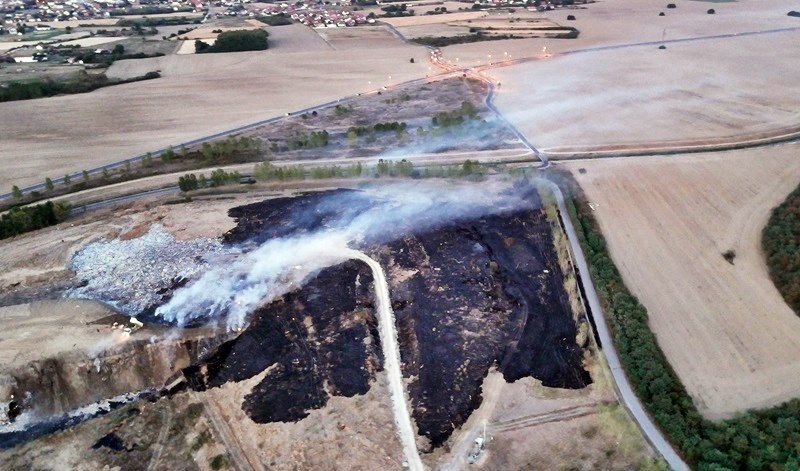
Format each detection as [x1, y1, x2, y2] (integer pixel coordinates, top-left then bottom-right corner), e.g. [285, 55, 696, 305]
[1, 0, 799, 469]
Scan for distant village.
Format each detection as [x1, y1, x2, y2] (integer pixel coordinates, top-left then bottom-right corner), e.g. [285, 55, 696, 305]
[0, 0, 204, 26]
[0, 0, 385, 32]
[0, 0, 581, 35]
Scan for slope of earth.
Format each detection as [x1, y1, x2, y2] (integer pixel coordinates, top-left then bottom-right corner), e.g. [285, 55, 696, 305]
[490, 28, 800, 154]
[0, 181, 651, 470]
[0, 33, 429, 191]
[563, 143, 800, 419]
[186, 184, 591, 449]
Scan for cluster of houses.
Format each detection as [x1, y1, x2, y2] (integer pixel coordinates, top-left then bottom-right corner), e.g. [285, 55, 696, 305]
[0, 0, 206, 27]
[283, 5, 372, 28]
[217, 0, 372, 28]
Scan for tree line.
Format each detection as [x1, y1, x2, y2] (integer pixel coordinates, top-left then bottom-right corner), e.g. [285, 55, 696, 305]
[178, 169, 242, 191]
[432, 101, 479, 127]
[564, 177, 800, 469]
[763, 182, 800, 316]
[0, 70, 159, 103]
[178, 159, 485, 190]
[0, 201, 71, 240]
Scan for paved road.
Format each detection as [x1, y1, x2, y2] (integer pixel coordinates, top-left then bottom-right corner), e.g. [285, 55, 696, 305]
[542, 180, 690, 471]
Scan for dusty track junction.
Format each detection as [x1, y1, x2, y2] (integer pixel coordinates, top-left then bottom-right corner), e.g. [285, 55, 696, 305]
[1, 0, 799, 469]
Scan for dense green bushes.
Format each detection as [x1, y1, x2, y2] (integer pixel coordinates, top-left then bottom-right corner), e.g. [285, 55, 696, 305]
[196, 29, 268, 53]
[566, 181, 800, 469]
[413, 27, 578, 47]
[432, 101, 478, 127]
[763, 182, 800, 316]
[0, 201, 71, 239]
[0, 71, 160, 102]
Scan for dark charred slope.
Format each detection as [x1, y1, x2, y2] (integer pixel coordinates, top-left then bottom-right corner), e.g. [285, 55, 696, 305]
[188, 261, 382, 423]
[189, 188, 590, 448]
[386, 210, 591, 447]
[224, 189, 371, 246]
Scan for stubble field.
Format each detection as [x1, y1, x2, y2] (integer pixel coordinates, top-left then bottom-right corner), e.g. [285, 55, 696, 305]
[563, 144, 800, 419]
[0, 27, 428, 192]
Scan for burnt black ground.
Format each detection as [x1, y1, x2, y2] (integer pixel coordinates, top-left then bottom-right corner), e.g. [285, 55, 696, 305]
[189, 186, 591, 448]
[192, 261, 382, 423]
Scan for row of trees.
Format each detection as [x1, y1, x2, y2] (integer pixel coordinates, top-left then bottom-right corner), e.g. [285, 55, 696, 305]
[248, 159, 482, 183]
[0, 201, 71, 240]
[199, 136, 262, 162]
[0, 70, 159, 103]
[380, 3, 414, 17]
[566, 181, 800, 469]
[346, 122, 409, 145]
[763, 182, 800, 316]
[177, 169, 242, 191]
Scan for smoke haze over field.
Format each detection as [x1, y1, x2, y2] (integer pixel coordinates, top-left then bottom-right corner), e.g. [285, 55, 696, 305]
[156, 180, 536, 329]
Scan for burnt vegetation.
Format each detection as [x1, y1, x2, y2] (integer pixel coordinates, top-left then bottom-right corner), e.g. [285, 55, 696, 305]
[186, 187, 591, 448]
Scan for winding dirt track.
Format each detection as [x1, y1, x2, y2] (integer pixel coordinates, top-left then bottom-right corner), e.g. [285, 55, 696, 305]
[201, 395, 263, 471]
[145, 406, 173, 471]
[344, 249, 424, 471]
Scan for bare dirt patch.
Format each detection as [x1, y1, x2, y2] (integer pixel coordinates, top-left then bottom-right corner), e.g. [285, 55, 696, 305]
[563, 144, 800, 419]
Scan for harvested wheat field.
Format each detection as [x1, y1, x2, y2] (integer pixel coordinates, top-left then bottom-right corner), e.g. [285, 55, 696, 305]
[265, 23, 333, 52]
[441, 0, 800, 61]
[316, 25, 401, 50]
[381, 11, 487, 28]
[563, 143, 800, 419]
[478, 0, 800, 154]
[0, 42, 429, 191]
[491, 28, 800, 154]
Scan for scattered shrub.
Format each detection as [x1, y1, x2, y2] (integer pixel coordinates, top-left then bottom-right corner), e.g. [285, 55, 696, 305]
[722, 250, 735, 265]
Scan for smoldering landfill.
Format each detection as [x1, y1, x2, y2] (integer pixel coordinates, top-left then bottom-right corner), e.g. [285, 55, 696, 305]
[66, 181, 536, 329]
[66, 225, 235, 315]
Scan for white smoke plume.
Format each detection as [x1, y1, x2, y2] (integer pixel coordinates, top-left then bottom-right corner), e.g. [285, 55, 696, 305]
[156, 180, 535, 329]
